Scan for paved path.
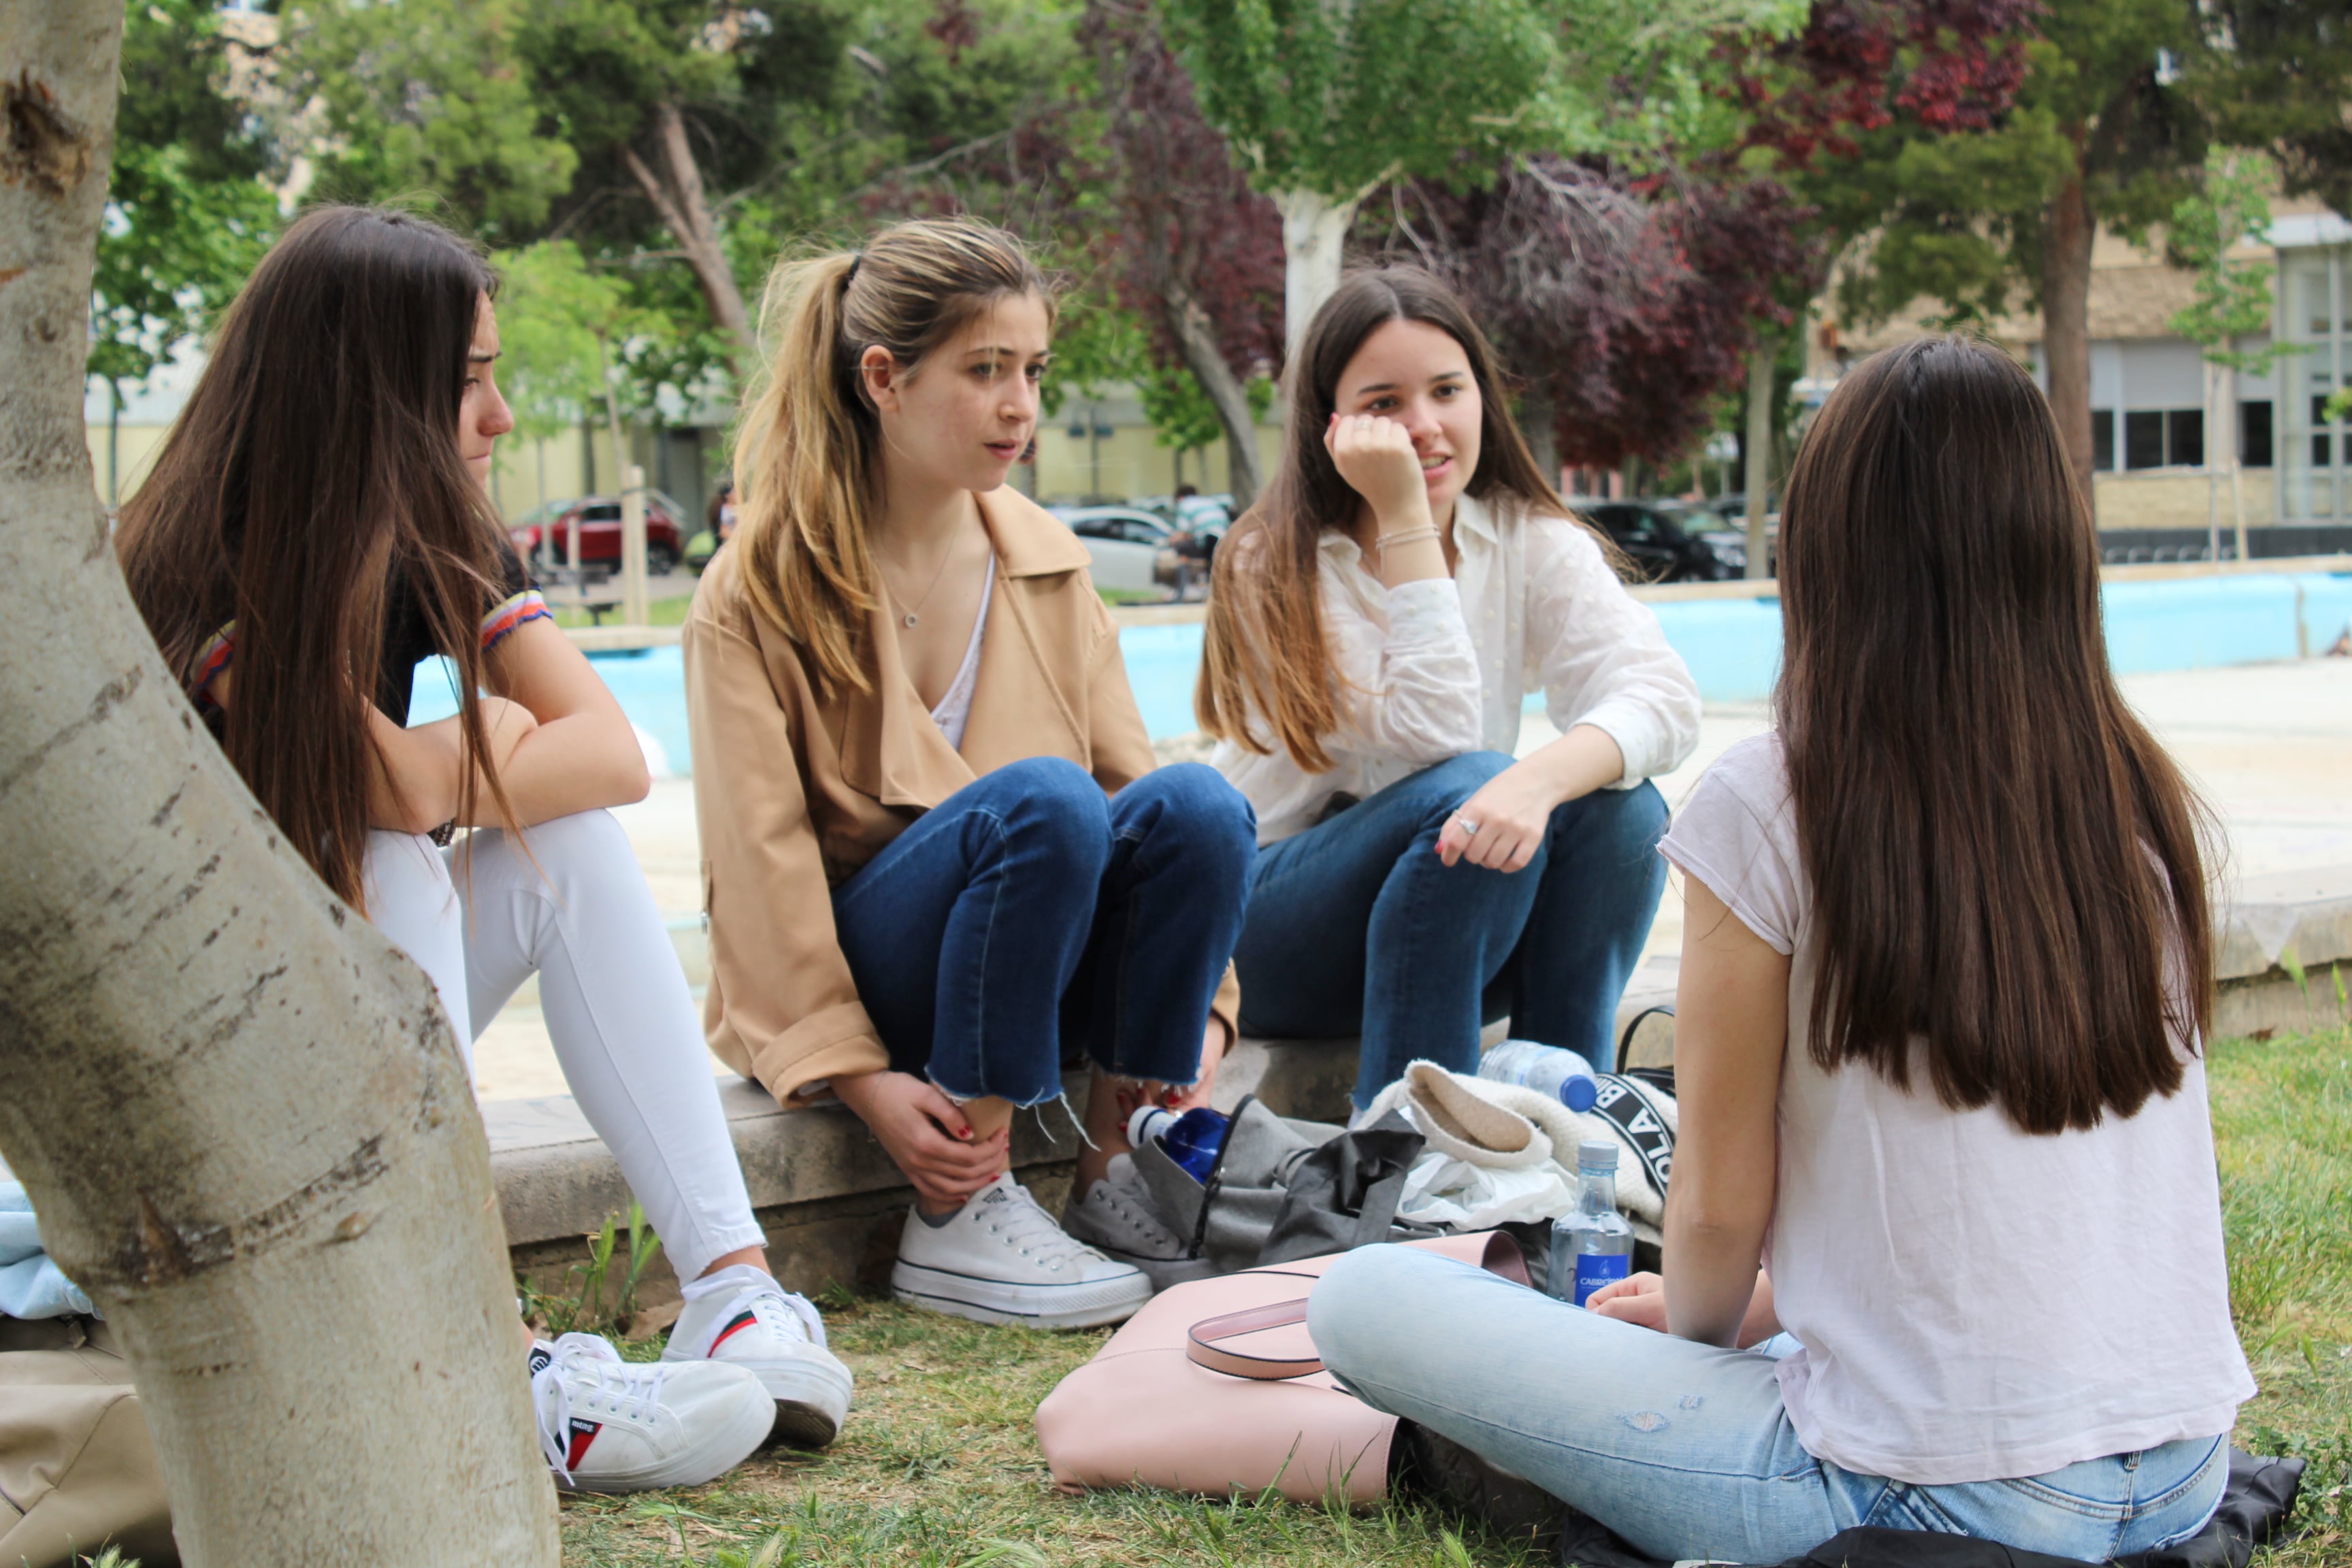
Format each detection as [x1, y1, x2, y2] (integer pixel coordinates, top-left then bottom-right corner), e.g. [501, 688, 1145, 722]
[469, 656, 2352, 1101]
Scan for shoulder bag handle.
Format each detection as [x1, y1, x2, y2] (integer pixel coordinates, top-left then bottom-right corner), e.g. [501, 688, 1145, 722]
[1185, 1299, 1319, 1380]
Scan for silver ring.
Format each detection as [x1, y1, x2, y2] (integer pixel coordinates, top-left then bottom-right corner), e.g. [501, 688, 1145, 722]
[1454, 815, 1482, 835]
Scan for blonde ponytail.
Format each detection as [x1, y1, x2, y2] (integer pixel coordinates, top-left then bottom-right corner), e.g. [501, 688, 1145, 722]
[731, 219, 1052, 696]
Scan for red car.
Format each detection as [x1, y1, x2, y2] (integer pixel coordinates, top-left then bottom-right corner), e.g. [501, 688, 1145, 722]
[508, 492, 689, 576]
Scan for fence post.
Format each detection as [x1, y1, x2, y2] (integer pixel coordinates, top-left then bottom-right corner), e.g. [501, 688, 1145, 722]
[621, 463, 649, 627]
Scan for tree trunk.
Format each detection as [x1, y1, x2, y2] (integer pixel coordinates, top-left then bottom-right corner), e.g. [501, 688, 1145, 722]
[1162, 278, 1264, 512]
[1519, 391, 1559, 491]
[623, 101, 751, 363]
[0, 7, 559, 1562]
[1274, 187, 1359, 365]
[2042, 153, 2097, 519]
[1744, 336, 1775, 581]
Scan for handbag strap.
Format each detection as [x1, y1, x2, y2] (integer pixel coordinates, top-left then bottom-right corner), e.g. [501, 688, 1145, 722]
[1185, 1298, 1321, 1380]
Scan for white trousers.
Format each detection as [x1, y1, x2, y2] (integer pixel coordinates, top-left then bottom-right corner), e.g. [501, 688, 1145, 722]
[363, 811, 764, 1281]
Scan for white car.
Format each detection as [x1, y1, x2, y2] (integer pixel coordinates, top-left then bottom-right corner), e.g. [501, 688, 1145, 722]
[1051, 506, 1176, 595]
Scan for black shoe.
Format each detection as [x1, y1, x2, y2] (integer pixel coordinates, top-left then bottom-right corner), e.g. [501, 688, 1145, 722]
[1388, 1420, 1674, 1567]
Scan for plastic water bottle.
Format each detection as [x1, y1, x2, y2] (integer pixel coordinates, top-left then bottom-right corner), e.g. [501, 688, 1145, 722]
[1127, 1105, 1229, 1182]
[1478, 1039, 1600, 1112]
[1549, 1140, 1635, 1306]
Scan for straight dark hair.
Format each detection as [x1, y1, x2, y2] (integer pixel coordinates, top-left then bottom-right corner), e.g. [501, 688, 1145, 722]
[1198, 265, 1606, 770]
[117, 205, 517, 912]
[1777, 336, 2213, 1134]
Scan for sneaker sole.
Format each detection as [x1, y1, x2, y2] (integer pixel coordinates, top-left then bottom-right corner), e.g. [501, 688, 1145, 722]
[665, 1348, 852, 1450]
[889, 1261, 1152, 1330]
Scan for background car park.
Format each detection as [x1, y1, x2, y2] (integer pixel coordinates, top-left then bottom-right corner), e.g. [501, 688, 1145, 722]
[1569, 498, 1745, 583]
[508, 491, 691, 578]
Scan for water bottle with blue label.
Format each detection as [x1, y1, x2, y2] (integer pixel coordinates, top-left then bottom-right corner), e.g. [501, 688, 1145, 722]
[1478, 1039, 1600, 1111]
[1549, 1139, 1635, 1306]
[1127, 1105, 1230, 1182]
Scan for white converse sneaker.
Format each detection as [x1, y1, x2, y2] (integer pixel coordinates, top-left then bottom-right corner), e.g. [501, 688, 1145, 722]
[529, 1333, 774, 1492]
[1062, 1153, 1215, 1290]
[891, 1173, 1153, 1329]
[663, 1265, 853, 1448]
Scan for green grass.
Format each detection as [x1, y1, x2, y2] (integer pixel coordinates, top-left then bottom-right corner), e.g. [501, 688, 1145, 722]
[553, 1030, 2352, 1567]
[549, 593, 697, 630]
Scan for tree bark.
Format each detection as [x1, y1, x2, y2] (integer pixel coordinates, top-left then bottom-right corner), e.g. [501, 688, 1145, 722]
[2042, 152, 2097, 519]
[1519, 390, 1559, 491]
[1162, 278, 1264, 512]
[623, 101, 751, 364]
[1274, 187, 1359, 365]
[1744, 336, 1775, 581]
[0, 7, 559, 1562]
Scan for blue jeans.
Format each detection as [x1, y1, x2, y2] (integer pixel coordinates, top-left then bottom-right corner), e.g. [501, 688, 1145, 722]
[1235, 752, 1668, 1107]
[832, 759, 1255, 1105]
[1311, 1247, 2228, 1565]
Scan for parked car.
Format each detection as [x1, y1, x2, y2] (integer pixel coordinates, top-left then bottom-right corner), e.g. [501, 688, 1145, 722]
[1571, 499, 1742, 583]
[508, 491, 691, 577]
[1049, 505, 1181, 594]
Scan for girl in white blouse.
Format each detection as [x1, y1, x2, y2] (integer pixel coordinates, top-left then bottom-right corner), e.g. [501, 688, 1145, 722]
[1200, 269, 1699, 1110]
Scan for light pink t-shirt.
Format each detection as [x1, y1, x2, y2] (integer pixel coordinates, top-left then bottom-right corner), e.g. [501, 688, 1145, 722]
[1658, 733, 2253, 1486]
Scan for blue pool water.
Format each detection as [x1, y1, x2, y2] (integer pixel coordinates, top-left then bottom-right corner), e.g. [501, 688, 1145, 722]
[412, 572, 2352, 775]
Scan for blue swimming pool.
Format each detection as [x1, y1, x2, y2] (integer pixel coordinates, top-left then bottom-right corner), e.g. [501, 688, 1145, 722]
[411, 572, 2352, 775]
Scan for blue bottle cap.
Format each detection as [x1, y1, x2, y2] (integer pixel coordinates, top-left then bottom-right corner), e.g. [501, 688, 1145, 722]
[1560, 1075, 1599, 1113]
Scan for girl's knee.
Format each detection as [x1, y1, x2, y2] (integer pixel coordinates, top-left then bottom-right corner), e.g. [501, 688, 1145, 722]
[1307, 1246, 1458, 1373]
[1120, 764, 1258, 860]
[983, 757, 1112, 866]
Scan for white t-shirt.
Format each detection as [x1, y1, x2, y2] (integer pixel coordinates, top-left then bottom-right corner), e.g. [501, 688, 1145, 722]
[927, 564, 993, 753]
[1657, 733, 2253, 1486]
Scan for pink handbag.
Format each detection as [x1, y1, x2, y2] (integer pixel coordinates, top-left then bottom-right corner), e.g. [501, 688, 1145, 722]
[1034, 1232, 1531, 1505]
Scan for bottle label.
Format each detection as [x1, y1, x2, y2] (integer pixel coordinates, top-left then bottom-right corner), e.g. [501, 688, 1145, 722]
[1573, 1252, 1631, 1307]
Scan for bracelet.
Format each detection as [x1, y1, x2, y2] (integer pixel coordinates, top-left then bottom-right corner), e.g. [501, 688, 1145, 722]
[1375, 525, 1441, 551]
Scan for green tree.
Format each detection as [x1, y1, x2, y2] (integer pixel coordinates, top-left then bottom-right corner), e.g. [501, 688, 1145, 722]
[2170, 148, 2292, 557]
[2195, 0, 2352, 217]
[495, 241, 670, 531]
[90, 0, 279, 500]
[1158, 0, 1559, 354]
[1834, 1, 2210, 508]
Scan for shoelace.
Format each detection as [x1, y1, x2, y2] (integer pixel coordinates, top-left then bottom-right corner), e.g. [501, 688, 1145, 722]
[729, 1284, 828, 1350]
[1098, 1170, 1181, 1249]
[532, 1334, 670, 1485]
[980, 1182, 1107, 1271]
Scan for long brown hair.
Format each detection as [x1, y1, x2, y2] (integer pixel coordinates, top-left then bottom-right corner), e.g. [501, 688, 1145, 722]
[118, 205, 516, 912]
[1778, 336, 2213, 1134]
[1197, 265, 1597, 771]
[732, 218, 1051, 697]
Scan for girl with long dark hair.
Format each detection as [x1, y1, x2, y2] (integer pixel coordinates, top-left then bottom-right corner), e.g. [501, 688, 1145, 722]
[685, 217, 1254, 1326]
[1308, 337, 2253, 1563]
[117, 206, 852, 1491]
[1199, 267, 1700, 1111]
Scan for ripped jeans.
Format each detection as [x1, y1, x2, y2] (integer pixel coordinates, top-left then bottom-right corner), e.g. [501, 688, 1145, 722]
[830, 759, 1256, 1104]
[1310, 1247, 2229, 1566]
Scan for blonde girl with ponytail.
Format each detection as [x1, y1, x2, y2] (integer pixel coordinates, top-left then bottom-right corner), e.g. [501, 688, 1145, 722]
[685, 218, 1256, 1328]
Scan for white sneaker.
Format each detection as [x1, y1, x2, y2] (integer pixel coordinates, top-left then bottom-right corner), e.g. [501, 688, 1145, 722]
[891, 1173, 1153, 1329]
[663, 1264, 853, 1448]
[1063, 1154, 1215, 1290]
[529, 1333, 774, 1492]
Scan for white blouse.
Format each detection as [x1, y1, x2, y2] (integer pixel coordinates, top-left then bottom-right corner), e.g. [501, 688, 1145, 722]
[1213, 493, 1702, 845]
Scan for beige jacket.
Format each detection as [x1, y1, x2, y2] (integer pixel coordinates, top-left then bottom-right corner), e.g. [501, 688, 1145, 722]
[684, 487, 1241, 1106]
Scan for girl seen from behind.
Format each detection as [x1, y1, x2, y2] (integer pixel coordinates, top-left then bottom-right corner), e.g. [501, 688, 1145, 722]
[1309, 337, 2253, 1564]
[116, 206, 851, 1492]
[1200, 267, 1700, 1112]
[685, 219, 1254, 1326]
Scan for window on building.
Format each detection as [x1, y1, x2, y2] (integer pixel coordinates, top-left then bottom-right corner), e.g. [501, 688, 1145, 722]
[2242, 400, 2274, 468]
[2167, 409, 2204, 468]
[2125, 410, 2168, 469]
[2315, 394, 2337, 469]
[2093, 409, 2115, 470]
